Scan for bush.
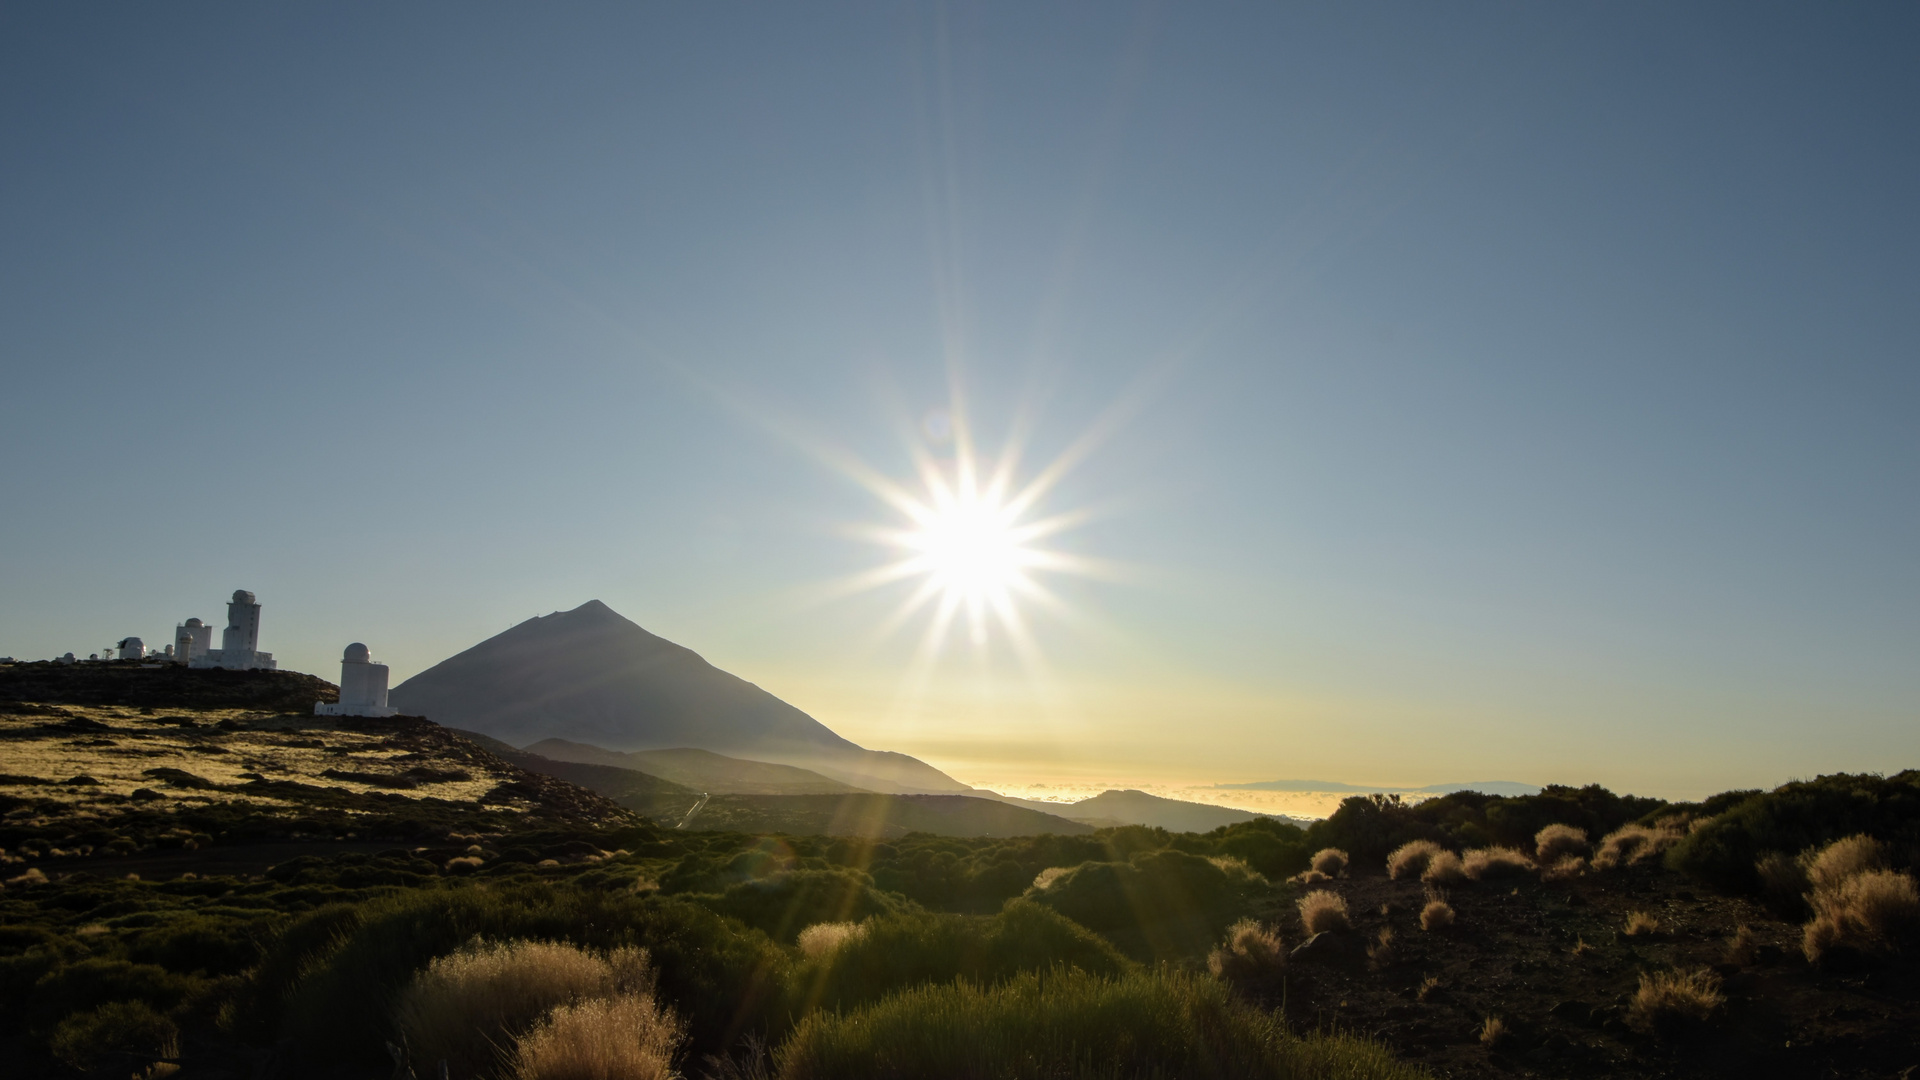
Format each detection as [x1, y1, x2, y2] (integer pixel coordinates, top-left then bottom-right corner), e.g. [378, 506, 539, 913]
[1668, 771, 1920, 893]
[1421, 851, 1466, 885]
[1803, 869, 1920, 963]
[1626, 968, 1723, 1035]
[1309, 848, 1349, 877]
[773, 968, 1427, 1080]
[275, 885, 789, 1065]
[705, 869, 908, 944]
[1462, 847, 1532, 881]
[1026, 849, 1261, 960]
[49, 1000, 179, 1071]
[795, 922, 865, 960]
[1534, 825, 1590, 863]
[1419, 901, 1454, 931]
[1541, 856, 1587, 882]
[1800, 834, 1887, 894]
[794, 900, 1130, 1015]
[1386, 841, 1444, 881]
[1594, 824, 1682, 870]
[1297, 890, 1350, 935]
[1754, 851, 1809, 912]
[395, 939, 656, 1080]
[1624, 911, 1660, 937]
[1208, 918, 1285, 982]
[509, 993, 682, 1080]
[1478, 1015, 1507, 1048]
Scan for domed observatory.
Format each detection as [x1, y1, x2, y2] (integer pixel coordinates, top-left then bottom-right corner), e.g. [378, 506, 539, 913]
[315, 643, 399, 718]
[174, 618, 212, 664]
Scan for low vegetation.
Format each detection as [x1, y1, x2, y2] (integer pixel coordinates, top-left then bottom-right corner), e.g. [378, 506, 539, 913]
[773, 968, 1426, 1080]
[1625, 967, 1724, 1035]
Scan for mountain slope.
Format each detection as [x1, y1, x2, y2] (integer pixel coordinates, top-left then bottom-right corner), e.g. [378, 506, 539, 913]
[1061, 789, 1266, 832]
[388, 601, 968, 794]
[524, 738, 862, 795]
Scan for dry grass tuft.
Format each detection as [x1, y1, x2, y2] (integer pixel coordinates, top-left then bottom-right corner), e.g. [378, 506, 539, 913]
[1799, 834, 1887, 895]
[1297, 889, 1352, 935]
[1421, 851, 1467, 885]
[1207, 918, 1286, 982]
[797, 922, 867, 960]
[1803, 869, 1920, 963]
[1626, 968, 1724, 1034]
[1534, 824, 1591, 863]
[1463, 847, 1533, 881]
[1725, 925, 1758, 966]
[1366, 927, 1396, 969]
[1571, 936, 1594, 957]
[1420, 900, 1455, 931]
[1031, 866, 1070, 891]
[1416, 976, 1442, 1002]
[1755, 851, 1808, 906]
[445, 856, 485, 873]
[1309, 847, 1350, 877]
[5, 866, 49, 887]
[1541, 855, 1588, 882]
[1478, 1015, 1508, 1048]
[509, 994, 683, 1080]
[1624, 910, 1661, 937]
[1386, 840, 1445, 881]
[396, 939, 656, 1080]
[1592, 823, 1683, 869]
[1294, 869, 1332, 887]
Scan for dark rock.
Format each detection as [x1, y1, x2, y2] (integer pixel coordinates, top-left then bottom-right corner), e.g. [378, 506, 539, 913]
[1289, 931, 1357, 965]
[1550, 999, 1593, 1021]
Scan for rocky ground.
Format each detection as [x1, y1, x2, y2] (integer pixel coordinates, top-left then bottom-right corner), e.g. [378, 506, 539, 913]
[1243, 862, 1920, 1079]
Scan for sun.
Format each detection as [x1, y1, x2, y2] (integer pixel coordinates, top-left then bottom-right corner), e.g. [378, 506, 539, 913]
[810, 401, 1113, 665]
[902, 477, 1031, 603]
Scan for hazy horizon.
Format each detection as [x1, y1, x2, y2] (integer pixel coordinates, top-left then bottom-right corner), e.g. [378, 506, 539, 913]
[2, 5, 1915, 805]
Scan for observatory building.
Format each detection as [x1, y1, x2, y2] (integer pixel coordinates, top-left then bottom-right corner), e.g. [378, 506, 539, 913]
[116, 637, 146, 660]
[174, 618, 212, 664]
[315, 643, 398, 718]
[189, 590, 277, 670]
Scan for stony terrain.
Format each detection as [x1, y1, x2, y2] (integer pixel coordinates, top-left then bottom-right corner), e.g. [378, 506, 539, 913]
[0, 661, 638, 880]
[1242, 862, 1920, 1079]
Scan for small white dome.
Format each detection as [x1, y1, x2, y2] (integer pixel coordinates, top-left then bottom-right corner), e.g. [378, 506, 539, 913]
[232, 590, 256, 605]
[343, 642, 371, 663]
[184, 618, 204, 628]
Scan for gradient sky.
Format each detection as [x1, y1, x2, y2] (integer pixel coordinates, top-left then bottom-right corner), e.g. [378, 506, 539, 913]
[3, 4, 1915, 802]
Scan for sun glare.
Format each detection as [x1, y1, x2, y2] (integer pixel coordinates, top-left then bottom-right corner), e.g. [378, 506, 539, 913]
[812, 398, 1114, 666]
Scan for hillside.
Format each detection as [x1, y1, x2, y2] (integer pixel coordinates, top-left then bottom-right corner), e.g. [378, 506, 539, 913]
[1062, 789, 1266, 832]
[0, 661, 640, 877]
[674, 791, 1097, 838]
[524, 738, 862, 795]
[387, 601, 970, 794]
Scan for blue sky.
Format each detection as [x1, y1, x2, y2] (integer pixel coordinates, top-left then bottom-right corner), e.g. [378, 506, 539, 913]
[2, 3, 1915, 799]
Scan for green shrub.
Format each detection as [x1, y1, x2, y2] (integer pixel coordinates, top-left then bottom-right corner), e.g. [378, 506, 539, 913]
[792, 899, 1130, 1014]
[274, 884, 788, 1065]
[1201, 818, 1311, 879]
[1026, 849, 1263, 961]
[774, 968, 1428, 1080]
[704, 869, 911, 943]
[129, 915, 273, 975]
[49, 1000, 179, 1070]
[32, 958, 204, 1027]
[1669, 772, 1920, 893]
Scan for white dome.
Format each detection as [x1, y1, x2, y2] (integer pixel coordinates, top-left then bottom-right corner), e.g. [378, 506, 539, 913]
[231, 590, 256, 605]
[343, 642, 371, 663]
[184, 618, 204, 628]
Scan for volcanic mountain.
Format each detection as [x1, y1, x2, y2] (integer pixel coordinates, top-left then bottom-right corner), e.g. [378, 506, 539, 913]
[388, 601, 969, 794]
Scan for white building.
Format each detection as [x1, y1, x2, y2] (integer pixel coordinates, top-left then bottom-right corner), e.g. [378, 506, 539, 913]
[189, 590, 277, 670]
[315, 643, 398, 717]
[174, 618, 212, 664]
[116, 637, 146, 660]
